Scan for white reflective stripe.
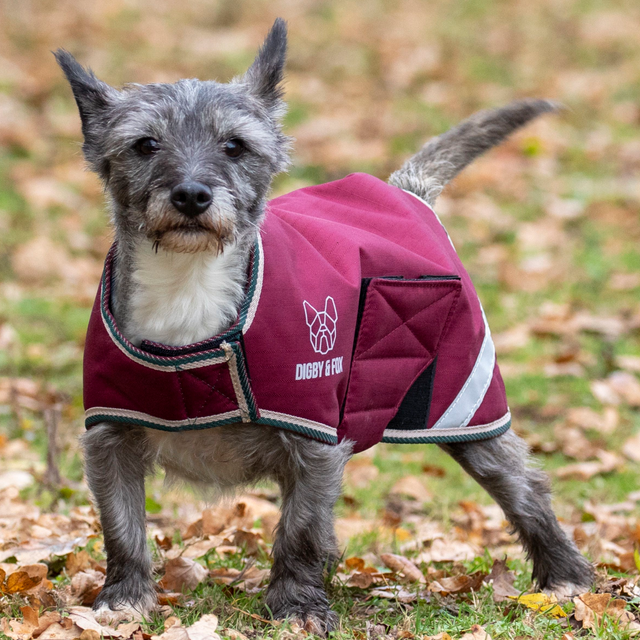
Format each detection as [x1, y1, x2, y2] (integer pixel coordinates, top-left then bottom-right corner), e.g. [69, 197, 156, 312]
[431, 308, 496, 430]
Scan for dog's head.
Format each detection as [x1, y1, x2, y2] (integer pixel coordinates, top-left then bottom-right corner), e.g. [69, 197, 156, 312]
[55, 19, 291, 254]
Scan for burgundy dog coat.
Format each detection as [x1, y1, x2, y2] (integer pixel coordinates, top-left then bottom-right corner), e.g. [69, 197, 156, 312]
[84, 173, 510, 453]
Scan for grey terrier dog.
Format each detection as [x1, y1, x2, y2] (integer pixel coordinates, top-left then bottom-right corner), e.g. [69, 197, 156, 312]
[56, 18, 593, 634]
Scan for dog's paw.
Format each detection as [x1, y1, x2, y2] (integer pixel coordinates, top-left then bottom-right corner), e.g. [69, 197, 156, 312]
[543, 581, 593, 602]
[92, 584, 158, 624]
[289, 609, 339, 636]
[93, 603, 147, 625]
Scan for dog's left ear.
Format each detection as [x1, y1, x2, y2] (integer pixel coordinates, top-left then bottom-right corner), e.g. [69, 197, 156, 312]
[243, 18, 287, 107]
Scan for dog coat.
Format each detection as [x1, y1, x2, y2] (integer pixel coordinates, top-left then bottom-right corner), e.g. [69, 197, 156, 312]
[84, 173, 510, 453]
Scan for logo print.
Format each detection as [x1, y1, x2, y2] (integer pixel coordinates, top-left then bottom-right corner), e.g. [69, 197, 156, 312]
[303, 297, 337, 355]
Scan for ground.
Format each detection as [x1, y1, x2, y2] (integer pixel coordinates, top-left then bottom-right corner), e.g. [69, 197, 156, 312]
[1, 0, 640, 638]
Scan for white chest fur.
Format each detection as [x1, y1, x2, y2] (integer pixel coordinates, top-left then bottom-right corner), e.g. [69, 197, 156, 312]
[125, 242, 246, 347]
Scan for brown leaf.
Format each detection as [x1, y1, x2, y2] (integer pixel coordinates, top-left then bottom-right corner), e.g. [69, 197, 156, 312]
[429, 573, 485, 595]
[486, 558, 520, 601]
[556, 451, 623, 480]
[209, 565, 269, 592]
[180, 537, 224, 560]
[31, 612, 61, 639]
[566, 406, 618, 434]
[160, 557, 208, 592]
[347, 571, 376, 589]
[622, 432, 640, 462]
[65, 551, 94, 577]
[5, 567, 44, 594]
[182, 614, 219, 640]
[37, 621, 85, 639]
[389, 476, 432, 503]
[69, 606, 141, 638]
[459, 625, 491, 640]
[369, 586, 417, 603]
[345, 557, 365, 572]
[70, 569, 105, 605]
[344, 458, 379, 488]
[380, 553, 425, 583]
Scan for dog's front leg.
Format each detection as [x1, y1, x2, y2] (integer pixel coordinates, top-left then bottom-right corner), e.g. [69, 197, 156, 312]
[266, 439, 351, 634]
[82, 423, 157, 620]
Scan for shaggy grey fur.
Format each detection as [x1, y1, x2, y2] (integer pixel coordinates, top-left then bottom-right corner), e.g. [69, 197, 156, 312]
[58, 18, 593, 635]
[439, 430, 593, 592]
[389, 99, 560, 205]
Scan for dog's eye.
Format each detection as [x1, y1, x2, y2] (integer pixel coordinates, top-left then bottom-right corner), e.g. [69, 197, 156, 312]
[134, 138, 161, 156]
[224, 139, 245, 158]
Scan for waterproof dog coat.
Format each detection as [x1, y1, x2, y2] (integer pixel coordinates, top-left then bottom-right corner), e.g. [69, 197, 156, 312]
[84, 173, 510, 453]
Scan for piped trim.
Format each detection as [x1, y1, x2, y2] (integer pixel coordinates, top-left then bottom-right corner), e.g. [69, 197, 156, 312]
[85, 407, 244, 431]
[99, 238, 264, 371]
[381, 411, 511, 444]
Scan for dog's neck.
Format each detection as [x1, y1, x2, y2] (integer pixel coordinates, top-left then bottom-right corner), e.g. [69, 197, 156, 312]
[111, 235, 252, 347]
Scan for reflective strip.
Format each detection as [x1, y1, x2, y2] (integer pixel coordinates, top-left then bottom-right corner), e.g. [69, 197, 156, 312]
[431, 308, 496, 430]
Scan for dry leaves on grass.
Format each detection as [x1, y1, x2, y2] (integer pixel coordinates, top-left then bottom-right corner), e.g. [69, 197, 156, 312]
[573, 592, 640, 631]
[380, 553, 426, 583]
[151, 614, 220, 640]
[556, 450, 623, 480]
[160, 557, 209, 592]
[484, 558, 520, 602]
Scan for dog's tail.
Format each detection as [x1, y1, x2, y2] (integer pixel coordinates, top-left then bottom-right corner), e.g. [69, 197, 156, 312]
[388, 99, 561, 206]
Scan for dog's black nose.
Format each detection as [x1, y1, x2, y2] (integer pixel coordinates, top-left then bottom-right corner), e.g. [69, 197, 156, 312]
[170, 182, 213, 217]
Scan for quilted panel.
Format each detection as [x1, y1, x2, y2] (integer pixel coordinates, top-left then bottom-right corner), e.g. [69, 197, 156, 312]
[339, 278, 461, 451]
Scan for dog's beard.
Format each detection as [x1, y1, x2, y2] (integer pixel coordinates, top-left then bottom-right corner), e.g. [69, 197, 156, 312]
[144, 188, 236, 254]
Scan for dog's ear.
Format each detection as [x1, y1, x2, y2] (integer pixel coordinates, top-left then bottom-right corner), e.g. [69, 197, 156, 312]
[324, 297, 337, 323]
[54, 50, 118, 176]
[243, 18, 287, 107]
[303, 300, 317, 327]
[54, 50, 116, 132]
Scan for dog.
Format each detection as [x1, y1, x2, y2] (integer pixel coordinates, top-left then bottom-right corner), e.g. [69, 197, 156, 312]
[56, 18, 593, 634]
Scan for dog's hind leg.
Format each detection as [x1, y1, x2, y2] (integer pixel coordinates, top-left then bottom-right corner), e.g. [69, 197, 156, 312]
[82, 422, 157, 620]
[438, 429, 593, 596]
[265, 436, 352, 634]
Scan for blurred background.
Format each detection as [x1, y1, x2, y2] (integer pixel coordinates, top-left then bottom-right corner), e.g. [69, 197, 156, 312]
[1, 0, 640, 633]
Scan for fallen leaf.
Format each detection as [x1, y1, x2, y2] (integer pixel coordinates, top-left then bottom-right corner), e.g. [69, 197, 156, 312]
[512, 593, 566, 618]
[345, 557, 365, 572]
[556, 451, 623, 480]
[459, 625, 492, 640]
[389, 475, 432, 503]
[486, 558, 520, 601]
[180, 537, 224, 559]
[70, 569, 105, 605]
[69, 606, 141, 639]
[369, 586, 417, 603]
[4, 563, 47, 594]
[183, 614, 219, 640]
[416, 538, 478, 563]
[209, 565, 269, 592]
[566, 406, 618, 434]
[344, 458, 379, 488]
[622, 432, 640, 462]
[160, 557, 208, 592]
[380, 553, 425, 583]
[429, 573, 485, 595]
[347, 571, 376, 589]
[36, 621, 85, 640]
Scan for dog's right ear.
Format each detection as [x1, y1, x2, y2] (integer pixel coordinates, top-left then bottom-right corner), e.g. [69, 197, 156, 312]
[54, 50, 117, 141]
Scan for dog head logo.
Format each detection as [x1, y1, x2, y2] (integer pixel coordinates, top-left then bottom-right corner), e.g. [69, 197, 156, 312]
[303, 297, 338, 355]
